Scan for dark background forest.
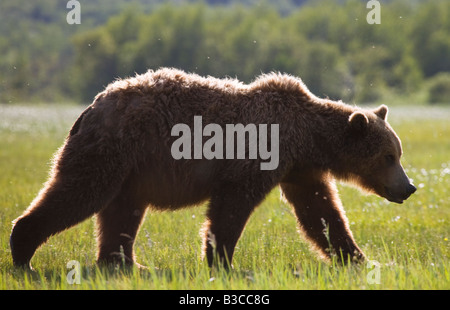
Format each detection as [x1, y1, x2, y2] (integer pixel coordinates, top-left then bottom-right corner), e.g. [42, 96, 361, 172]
[0, 0, 449, 105]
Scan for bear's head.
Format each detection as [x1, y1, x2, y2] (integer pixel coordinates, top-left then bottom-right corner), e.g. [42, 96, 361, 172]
[338, 105, 416, 204]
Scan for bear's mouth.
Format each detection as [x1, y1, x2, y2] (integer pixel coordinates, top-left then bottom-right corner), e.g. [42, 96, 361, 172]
[387, 197, 404, 204]
[384, 186, 404, 204]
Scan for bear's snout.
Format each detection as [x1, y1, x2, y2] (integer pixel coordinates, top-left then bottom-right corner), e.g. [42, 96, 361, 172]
[405, 183, 417, 199]
[384, 183, 416, 204]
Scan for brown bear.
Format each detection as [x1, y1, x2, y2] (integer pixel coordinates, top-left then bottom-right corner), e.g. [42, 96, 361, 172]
[10, 68, 416, 269]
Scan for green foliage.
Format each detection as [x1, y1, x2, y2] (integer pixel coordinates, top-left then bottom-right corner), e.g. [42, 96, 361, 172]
[0, 0, 449, 104]
[411, 1, 450, 77]
[427, 73, 450, 104]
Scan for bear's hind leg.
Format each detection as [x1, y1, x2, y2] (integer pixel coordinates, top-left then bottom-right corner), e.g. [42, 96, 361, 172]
[10, 176, 123, 269]
[280, 173, 365, 264]
[96, 183, 148, 267]
[10, 138, 130, 269]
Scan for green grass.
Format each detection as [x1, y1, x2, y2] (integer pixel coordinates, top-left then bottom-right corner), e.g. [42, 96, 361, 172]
[0, 104, 449, 290]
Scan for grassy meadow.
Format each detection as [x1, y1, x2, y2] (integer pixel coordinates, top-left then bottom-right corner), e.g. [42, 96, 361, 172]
[0, 104, 449, 290]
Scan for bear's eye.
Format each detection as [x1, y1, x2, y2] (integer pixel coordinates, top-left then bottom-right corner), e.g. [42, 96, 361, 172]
[385, 154, 395, 165]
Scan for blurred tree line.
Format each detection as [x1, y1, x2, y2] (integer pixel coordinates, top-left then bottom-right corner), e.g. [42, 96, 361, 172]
[0, 0, 449, 104]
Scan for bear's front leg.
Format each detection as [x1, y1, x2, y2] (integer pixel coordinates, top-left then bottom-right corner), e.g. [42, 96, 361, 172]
[280, 173, 365, 264]
[201, 181, 273, 269]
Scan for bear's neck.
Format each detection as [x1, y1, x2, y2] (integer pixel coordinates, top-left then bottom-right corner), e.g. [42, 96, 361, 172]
[293, 97, 357, 174]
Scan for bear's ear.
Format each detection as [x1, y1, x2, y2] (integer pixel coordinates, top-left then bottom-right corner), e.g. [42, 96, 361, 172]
[373, 104, 388, 121]
[348, 111, 369, 134]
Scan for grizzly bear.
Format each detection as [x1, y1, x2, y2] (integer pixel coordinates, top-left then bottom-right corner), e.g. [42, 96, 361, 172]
[10, 68, 416, 269]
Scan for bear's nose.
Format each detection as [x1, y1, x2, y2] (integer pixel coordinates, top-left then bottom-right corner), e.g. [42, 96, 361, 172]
[408, 184, 417, 195]
[403, 184, 417, 200]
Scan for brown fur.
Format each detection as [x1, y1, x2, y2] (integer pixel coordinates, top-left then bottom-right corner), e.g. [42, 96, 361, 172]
[10, 68, 416, 269]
